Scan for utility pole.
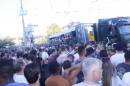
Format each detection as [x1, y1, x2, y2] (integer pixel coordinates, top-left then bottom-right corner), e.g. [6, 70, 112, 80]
[20, 0, 26, 47]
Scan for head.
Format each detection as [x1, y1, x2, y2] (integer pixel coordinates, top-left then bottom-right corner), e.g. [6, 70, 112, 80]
[67, 54, 74, 63]
[51, 49, 57, 56]
[1, 52, 6, 58]
[100, 50, 108, 58]
[125, 51, 130, 62]
[49, 60, 61, 75]
[74, 45, 78, 53]
[106, 46, 115, 55]
[78, 46, 86, 57]
[13, 59, 25, 73]
[65, 45, 69, 52]
[63, 60, 71, 70]
[38, 52, 42, 57]
[17, 52, 24, 58]
[86, 47, 95, 57]
[115, 42, 124, 52]
[102, 58, 113, 86]
[60, 45, 65, 52]
[23, 53, 31, 63]
[29, 54, 36, 62]
[30, 49, 37, 58]
[82, 58, 102, 82]
[96, 45, 104, 53]
[24, 62, 40, 84]
[0, 59, 14, 85]
[85, 42, 92, 48]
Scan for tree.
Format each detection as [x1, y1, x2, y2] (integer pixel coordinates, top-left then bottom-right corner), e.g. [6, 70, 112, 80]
[46, 23, 62, 37]
[0, 36, 14, 47]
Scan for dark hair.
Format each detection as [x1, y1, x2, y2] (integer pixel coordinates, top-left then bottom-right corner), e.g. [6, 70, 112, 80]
[23, 53, 31, 60]
[63, 60, 71, 70]
[102, 58, 113, 86]
[60, 45, 65, 51]
[29, 54, 36, 62]
[49, 60, 60, 74]
[17, 52, 24, 58]
[51, 49, 56, 54]
[30, 49, 37, 57]
[125, 51, 130, 62]
[13, 59, 24, 73]
[0, 59, 14, 79]
[24, 62, 40, 84]
[66, 45, 69, 51]
[78, 46, 85, 56]
[123, 48, 128, 53]
[100, 50, 108, 57]
[67, 54, 74, 59]
[1, 52, 5, 58]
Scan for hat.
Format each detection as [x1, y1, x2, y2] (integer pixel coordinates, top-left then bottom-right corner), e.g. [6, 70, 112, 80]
[115, 42, 124, 51]
[86, 47, 95, 56]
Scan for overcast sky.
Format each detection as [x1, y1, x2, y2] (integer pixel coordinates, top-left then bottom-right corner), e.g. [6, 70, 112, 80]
[0, 0, 130, 38]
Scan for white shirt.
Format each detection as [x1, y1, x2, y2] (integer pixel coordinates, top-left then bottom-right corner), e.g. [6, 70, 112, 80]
[73, 82, 100, 86]
[42, 51, 49, 60]
[110, 53, 125, 75]
[112, 76, 122, 86]
[72, 53, 79, 66]
[122, 72, 130, 86]
[11, 57, 16, 60]
[13, 74, 28, 84]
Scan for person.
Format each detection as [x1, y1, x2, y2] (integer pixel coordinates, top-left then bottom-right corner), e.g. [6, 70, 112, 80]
[106, 46, 115, 57]
[48, 49, 57, 64]
[23, 53, 32, 64]
[102, 57, 122, 86]
[111, 42, 125, 75]
[17, 52, 24, 59]
[30, 49, 37, 58]
[63, 60, 81, 85]
[42, 48, 49, 64]
[86, 47, 95, 58]
[116, 50, 130, 79]
[11, 53, 16, 61]
[73, 58, 102, 86]
[1, 52, 6, 58]
[57, 45, 68, 64]
[45, 60, 70, 86]
[71, 45, 78, 55]
[67, 54, 75, 63]
[29, 54, 36, 62]
[0, 59, 28, 86]
[100, 50, 108, 58]
[24, 62, 40, 86]
[13, 59, 28, 84]
[75, 46, 87, 83]
[36, 52, 43, 66]
[93, 45, 104, 59]
[122, 72, 130, 86]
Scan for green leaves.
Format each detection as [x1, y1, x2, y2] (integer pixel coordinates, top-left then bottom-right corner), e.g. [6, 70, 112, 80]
[0, 36, 14, 47]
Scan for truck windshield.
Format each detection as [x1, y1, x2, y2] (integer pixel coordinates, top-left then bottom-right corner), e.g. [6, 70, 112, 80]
[119, 26, 130, 34]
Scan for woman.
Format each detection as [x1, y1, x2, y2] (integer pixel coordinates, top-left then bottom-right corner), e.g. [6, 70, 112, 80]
[100, 50, 122, 86]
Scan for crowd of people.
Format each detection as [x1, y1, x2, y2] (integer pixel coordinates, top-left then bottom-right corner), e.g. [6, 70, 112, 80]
[0, 39, 130, 86]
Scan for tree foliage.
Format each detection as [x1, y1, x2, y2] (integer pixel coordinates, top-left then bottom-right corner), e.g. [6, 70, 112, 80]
[46, 23, 62, 37]
[0, 36, 14, 47]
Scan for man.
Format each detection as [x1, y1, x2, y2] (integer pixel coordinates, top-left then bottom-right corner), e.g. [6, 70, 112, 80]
[0, 59, 28, 86]
[24, 62, 40, 86]
[116, 50, 130, 79]
[48, 49, 57, 64]
[63, 60, 81, 85]
[93, 45, 104, 59]
[23, 53, 32, 64]
[57, 45, 68, 64]
[111, 42, 125, 75]
[86, 47, 95, 58]
[45, 60, 70, 86]
[106, 46, 115, 57]
[30, 49, 37, 58]
[73, 58, 102, 86]
[13, 59, 28, 84]
[42, 48, 49, 64]
[75, 46, 87, 83]
[67, 54, 75, 63]
[1, 52, 6, 58]
[71, 45, 78, 55]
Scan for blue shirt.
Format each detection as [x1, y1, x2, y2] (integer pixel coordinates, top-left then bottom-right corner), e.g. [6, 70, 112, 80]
[6, 82, 29, 86]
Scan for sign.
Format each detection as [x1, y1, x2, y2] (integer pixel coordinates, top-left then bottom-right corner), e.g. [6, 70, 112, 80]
[17, 10, 27, 15]
[88, 32, 95, 41]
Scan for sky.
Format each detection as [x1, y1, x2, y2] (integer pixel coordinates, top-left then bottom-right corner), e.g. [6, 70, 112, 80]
[0, 0, 130, 38]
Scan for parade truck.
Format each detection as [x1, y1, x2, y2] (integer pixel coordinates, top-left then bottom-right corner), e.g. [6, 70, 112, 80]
[48, 17, 130, 45]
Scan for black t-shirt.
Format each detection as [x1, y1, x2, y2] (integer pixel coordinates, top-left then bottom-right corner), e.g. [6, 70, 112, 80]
[116, 63, 130, 79]
[36, 57, 42, 66]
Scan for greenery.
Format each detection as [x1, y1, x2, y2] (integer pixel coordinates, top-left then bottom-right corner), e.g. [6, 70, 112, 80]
[46, 23, 62, 37]
[0, 36, 14, 47]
